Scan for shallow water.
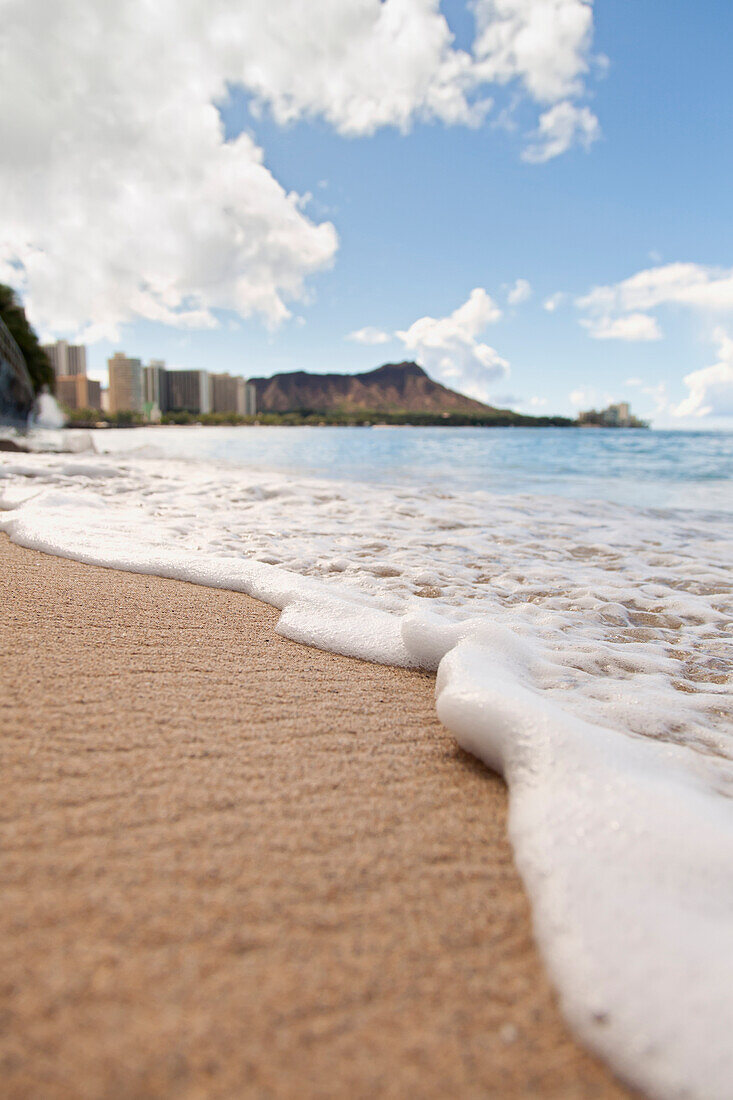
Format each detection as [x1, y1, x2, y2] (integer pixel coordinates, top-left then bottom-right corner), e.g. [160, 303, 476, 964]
[1, 425, 732, 1099]
[96, 423, 733, 511]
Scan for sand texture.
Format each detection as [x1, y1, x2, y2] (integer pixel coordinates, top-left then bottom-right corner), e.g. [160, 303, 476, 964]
[0, 535, 632, 1098]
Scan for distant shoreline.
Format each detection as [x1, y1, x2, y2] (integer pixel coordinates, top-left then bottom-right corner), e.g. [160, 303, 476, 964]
[59, 415, 652, 431]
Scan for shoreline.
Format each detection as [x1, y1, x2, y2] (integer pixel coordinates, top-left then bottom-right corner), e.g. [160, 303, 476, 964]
[0, 535, 631, 1097]
[40, 419, 651, 430]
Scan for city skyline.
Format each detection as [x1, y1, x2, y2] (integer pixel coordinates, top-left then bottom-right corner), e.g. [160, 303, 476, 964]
[39, 339, 258, 418]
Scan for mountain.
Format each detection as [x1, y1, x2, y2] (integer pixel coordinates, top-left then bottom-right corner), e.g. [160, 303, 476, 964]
[250, 361, 503, 416]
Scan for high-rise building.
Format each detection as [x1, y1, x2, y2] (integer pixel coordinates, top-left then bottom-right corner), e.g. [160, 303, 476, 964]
[67, 344, 87, 376]
[238, 378, 257, 417]
[166, 370, 210, 414]
[87, 379, 102, 410]
[56, 374, 102, 411]
[209, 372, 237, 413]
[42, 340, 87, 378]
[108, 352, 143, 413]
[143, 359, 166, 419]
[209, 372, 257, 416]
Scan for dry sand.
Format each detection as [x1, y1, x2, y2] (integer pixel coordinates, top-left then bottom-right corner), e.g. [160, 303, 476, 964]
[0, 534, 632, 1098]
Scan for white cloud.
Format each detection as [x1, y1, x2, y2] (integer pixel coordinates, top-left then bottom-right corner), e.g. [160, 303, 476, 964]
[578, 262, 733, 318]
[522, 101, 600, 163]
[472, 0, 596, 103]
[543, 291, 567, 312]
[473, 0, 601, 160]
[672, 329, 733, 418]
[395, 288, 508, 402]
[507, 277, 532, 305]
[576, 261, 733, 346]
[529, 395, 547, 407]
[581, 312, 662, 341]
[231, 0, 491, 135]
[1, 0, 604, 340]
[0, 0, 343, 341]
[347, 326, 392, 345]
[349, 289, 508, 403]
[246, 0, 600, 153]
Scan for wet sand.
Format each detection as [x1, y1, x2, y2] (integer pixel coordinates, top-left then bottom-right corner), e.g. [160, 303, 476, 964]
[0, 534, 631, 1098]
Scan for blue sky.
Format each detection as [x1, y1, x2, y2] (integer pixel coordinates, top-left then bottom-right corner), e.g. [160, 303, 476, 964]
[4, 1, 733, 425]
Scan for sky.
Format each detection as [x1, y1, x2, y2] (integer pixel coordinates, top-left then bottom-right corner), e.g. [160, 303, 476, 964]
[2, 0, 733, 427]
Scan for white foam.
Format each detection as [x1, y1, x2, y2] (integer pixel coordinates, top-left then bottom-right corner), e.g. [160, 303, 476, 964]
[32, 391, 66, 430]
[436, 641, 733, 1099]
[1, 446, 731, 1099]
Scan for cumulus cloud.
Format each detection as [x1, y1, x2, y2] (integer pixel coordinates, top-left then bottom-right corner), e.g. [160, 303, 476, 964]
[522, 101, 600, 163]
[507, 277, 532, 304]
[347, 326, 392, 345]
[226, 0, 489, 136]
[351, 288, 509, 400]
[576, 262, 733, 344]
[472, 0, 596, 103]
[672, 329, 733, 418]
[578, 262, 733, 316]
[576, 264, 733, 419]
[0, 0, 343, 340]
[581, 312, 662, 341]
[1, 0, 603, 339]
[244, 0, 600, 153]
[395, 288, 509, 402]
[473, 0, 601, 161]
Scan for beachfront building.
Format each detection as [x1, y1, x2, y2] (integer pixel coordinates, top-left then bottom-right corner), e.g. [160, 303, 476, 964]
[42, 339, 102, 413]
[143, 359, 166, 421]
[165, 369, 211, 415]
[56, 374, 102, 411]
[209, 372, 238, 414]
[209, 372, 257, 416]
[578, 401, 647, 428]
[605, 402, 631, 426]
[42, 339, 87, 379]
[109, 356, 256, 417]
[108, 352, 143, 414]
[239, 378, 257, 417]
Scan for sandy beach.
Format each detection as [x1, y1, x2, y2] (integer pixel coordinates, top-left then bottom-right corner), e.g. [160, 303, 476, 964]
[0, 534, 631, 1098]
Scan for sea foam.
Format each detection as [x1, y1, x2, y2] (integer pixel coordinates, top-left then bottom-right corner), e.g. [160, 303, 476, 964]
[1, 446, 731, 1099]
